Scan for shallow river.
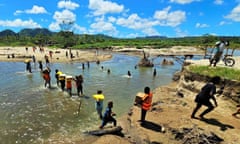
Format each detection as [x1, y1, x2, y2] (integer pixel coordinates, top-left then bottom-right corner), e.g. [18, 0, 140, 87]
[0, 54, 183, 143]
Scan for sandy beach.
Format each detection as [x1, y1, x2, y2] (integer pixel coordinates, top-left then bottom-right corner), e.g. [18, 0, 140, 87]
[0, 46, 112, 63]
[2, 46, 239, 68]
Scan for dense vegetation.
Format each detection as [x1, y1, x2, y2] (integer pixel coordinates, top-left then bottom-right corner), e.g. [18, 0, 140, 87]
[188, 65, 240, 81]
[0, 28, 240, 50]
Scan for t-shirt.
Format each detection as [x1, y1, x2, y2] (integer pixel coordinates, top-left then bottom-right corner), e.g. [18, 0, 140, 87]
[195, 83, 216, 103]
[103, 107, 112, 119]
[217, 42, 225, 52]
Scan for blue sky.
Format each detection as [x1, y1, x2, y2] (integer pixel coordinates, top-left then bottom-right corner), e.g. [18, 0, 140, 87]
[0, 0, 240, 38]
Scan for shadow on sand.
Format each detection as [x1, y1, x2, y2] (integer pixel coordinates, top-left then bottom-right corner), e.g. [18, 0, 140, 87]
[200, 118, 234, 131]
[140, 120, 163, 132]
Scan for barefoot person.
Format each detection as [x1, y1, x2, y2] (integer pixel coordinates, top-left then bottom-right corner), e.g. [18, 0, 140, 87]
[99, 101, 116, 129]
[191, 76, 221, 119]
[141, 86, 153, 122]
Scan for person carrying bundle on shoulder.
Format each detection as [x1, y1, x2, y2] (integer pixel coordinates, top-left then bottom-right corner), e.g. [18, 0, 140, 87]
[140, 86, 153, 123]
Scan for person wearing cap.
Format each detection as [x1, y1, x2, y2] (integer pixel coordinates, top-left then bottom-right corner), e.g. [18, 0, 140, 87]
[210, 39, 229, 67]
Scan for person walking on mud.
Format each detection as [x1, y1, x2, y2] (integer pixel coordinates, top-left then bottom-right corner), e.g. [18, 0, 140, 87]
[99, 101, 116, 129]
[140, 86, 153, 123]
[191, 76, 221, 119]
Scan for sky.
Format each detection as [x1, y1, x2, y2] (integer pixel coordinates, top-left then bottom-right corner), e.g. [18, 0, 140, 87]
[0, 0, 240, 38]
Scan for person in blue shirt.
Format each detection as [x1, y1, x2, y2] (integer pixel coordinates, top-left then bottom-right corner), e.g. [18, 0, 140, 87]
[99, 101, 117, 129]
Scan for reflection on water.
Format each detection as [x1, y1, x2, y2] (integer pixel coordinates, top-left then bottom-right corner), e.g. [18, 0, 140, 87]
[0, 54, 181, 143]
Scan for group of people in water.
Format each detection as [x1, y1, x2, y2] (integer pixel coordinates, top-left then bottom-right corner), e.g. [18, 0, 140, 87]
[21, 42, 240, 131]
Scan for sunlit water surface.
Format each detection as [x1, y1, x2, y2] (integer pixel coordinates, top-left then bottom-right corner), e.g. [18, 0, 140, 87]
[0, 53, 192, 143]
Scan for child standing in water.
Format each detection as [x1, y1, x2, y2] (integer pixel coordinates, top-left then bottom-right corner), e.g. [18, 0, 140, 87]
[93, 90, 105, 119]
[42, 67, 51, 88]
[66, 76, 73, 97]
[74, 75, 84, 96]
[127, 70, 131, 78]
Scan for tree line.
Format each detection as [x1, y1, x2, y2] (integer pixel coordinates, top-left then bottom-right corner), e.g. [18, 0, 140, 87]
[0, 28, 240, 50]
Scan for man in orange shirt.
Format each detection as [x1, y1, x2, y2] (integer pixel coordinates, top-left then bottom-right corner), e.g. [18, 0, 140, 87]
[66, 76, 73, 97]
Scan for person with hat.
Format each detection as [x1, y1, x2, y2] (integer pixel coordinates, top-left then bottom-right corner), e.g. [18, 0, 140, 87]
[210, 39, 229, 67]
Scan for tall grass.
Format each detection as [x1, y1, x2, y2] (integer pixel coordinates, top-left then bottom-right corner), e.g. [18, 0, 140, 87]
[188, 65, 240, 81]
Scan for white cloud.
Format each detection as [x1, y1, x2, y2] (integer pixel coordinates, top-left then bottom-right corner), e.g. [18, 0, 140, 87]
[91, 18, 116, 32]
[116, 14, 161, 36]
[108, 16, 116, 23]
[14, 5, 47, 15]
[195, 23, 209, 28]
[0, 19, 41, 28]
[142, 28, 160, 36]
[53, 9, 76, 24]
[58, 0, 79, 10]
[154, 6, 186, 27]
[49, 22, 60, 31]
[52, 9, 76, 31]
[219, 21, 231, 25]
[224, 4, 240, 22]
[89, 0, 124, 16]
[74, 24, 88, 34]
[49, 22, 87, 34]
[117, 14, 157, 30]
[169, 0, 200, 4]
[214, 0, 224, 5]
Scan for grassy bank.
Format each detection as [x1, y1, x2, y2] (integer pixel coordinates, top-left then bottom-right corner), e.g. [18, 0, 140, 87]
[188, 65, 240, 81]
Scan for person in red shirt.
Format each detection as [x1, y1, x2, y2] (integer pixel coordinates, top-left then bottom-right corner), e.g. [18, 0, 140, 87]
[42, 67, 51, 88]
